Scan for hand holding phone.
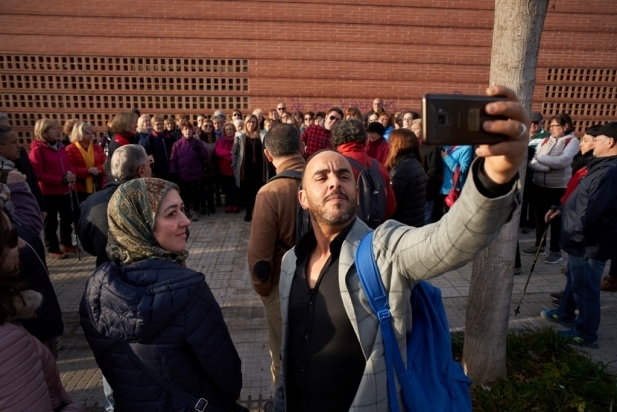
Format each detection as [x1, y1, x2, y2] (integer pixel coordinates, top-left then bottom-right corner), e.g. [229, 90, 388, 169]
[476, 86, 530, 184]
[422, 93, 508, 146]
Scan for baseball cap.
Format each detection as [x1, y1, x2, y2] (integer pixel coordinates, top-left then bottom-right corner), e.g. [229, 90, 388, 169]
[366, 122, 385, 137]
[586, 121, 617, 139]
[530, 112, 543, 123]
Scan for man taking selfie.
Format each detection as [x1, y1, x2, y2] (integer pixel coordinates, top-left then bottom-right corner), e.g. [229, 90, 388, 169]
[273, 86, 529, 412]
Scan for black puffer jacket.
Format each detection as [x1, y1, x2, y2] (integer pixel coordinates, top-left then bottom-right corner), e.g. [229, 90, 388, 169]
[389, 152, 427, 227]
[419, 145, 443, 201]
[80, 259, 242, 411]
[560, 155, 617, 260]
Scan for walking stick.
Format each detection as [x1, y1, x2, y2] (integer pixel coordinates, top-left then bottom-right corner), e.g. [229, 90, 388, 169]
[68, 185, 81, 260]
[514, 206, 557, 316]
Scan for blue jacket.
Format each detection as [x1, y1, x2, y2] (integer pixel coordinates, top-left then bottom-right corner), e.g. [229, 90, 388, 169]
[440, 145, 473, 195]
[80, 259, 242, 411]
[560, 155, 617, 260]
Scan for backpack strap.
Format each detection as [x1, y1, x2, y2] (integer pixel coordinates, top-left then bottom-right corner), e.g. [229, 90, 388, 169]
[267, 169, 302, 183]
[355, 232, 402, 412]
[266, 169, 306, 249]
[345, 156, 365, 171]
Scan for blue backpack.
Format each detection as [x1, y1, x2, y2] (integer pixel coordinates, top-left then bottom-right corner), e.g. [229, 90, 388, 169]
[355, 231, 472, 412]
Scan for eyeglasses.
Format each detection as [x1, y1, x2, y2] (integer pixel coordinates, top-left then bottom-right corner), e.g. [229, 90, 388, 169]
[329, 115, 341, 121]
[204, 124, 213, 128]
[548, 124, 563, 129]
[233, 113, 242, 117]
[4, 226, 18, 248]
[592, 136, 611, 142]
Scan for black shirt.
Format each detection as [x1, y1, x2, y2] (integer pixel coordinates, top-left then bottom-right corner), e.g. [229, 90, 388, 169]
[287, 219, 366, 412]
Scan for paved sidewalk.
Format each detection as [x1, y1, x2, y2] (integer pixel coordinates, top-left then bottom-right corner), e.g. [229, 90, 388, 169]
[48, 212, 616, 411]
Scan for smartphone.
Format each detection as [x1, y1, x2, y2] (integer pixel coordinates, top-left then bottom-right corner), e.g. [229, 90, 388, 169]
[422, 94, 509, 146]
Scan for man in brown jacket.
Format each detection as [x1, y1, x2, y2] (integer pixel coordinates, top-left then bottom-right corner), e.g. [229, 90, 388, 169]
[248, 124, 306, 392]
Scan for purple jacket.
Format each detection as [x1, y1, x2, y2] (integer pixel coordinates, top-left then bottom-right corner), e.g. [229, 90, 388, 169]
[170, 137, 208, 182]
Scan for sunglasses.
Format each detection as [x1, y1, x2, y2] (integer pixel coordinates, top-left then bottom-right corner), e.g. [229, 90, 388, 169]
[329, 115, 341, 121]
[277, 107, 286, 111]
[5, 226, 18, 249]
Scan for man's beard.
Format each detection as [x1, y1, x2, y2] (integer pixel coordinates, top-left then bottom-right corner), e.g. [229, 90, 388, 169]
[307, 189, 356, 226]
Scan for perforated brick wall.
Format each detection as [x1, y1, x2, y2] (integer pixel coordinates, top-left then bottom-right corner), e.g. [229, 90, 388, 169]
[0, 0, 615, 147]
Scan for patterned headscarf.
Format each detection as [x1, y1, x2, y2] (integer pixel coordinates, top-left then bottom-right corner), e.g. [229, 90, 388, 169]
[106, 178, 189, 265]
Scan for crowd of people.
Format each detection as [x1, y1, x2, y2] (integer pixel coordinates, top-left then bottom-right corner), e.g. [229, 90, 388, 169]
[0, 84, 615, 411]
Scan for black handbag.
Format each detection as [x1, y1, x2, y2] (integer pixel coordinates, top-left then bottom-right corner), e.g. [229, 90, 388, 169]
[122, 342, 247, 412]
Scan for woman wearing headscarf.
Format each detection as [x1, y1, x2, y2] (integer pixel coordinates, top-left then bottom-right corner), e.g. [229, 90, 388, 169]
[0, 209, 85, 411]
[65, 122, 107, 204]
[80, 178, 243, 412]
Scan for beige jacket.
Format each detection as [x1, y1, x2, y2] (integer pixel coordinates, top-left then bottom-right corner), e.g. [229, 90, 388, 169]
[274, 159, 520, 411]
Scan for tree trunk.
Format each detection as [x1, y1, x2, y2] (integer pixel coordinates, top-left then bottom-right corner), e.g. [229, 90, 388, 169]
[462, 0, 549, 384]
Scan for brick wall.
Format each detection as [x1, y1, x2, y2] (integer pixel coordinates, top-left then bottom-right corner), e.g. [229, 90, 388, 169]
[0, 0, 615, 146]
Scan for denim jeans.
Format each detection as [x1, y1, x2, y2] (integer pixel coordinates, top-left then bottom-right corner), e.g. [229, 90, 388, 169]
[556, 254, 607, 342]
[424, 201, 434, 225]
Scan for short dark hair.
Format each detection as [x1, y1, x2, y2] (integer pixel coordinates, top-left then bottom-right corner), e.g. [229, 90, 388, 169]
[264, 124, 302, 157]
[327, 107, 344, 118]
[549, 112, 574, 134]
[0, 125, 12, 145]
[331, 118, 367, 148]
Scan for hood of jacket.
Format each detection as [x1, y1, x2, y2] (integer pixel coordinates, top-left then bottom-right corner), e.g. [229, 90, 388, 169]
[6, 290, 43, 322]
[82, 258, 205, 341]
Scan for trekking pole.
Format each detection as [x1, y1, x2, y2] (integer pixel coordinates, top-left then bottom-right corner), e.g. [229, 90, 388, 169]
[68, 182, 82, 261]
[514, 206, 557, 316]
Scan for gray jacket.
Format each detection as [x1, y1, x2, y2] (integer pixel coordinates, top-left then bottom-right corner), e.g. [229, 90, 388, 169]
[529, 133, 579, 189]
[274, 158, 520, 411]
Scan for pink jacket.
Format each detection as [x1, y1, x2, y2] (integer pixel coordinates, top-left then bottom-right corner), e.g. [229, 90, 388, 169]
[0, 291, 85, 411]
[29, 140, 75, 196]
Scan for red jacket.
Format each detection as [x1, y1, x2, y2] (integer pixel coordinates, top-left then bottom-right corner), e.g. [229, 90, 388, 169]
[336, 142, 397, 219]
[65, 143, 107, 193]
[29, 140, 75, 196]
[215, 135, 235, 176]
[364, 137, 390, 165]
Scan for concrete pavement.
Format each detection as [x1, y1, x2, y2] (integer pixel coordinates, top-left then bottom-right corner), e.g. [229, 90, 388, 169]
[48, 211, 616, 411]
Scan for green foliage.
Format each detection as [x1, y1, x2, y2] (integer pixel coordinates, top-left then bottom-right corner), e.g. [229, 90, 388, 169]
[452, 328, 617, 412]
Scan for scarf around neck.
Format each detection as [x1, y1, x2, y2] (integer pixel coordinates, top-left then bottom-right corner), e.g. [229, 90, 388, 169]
[106, 178, 189, 265]
[75, 141, 95, 193]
